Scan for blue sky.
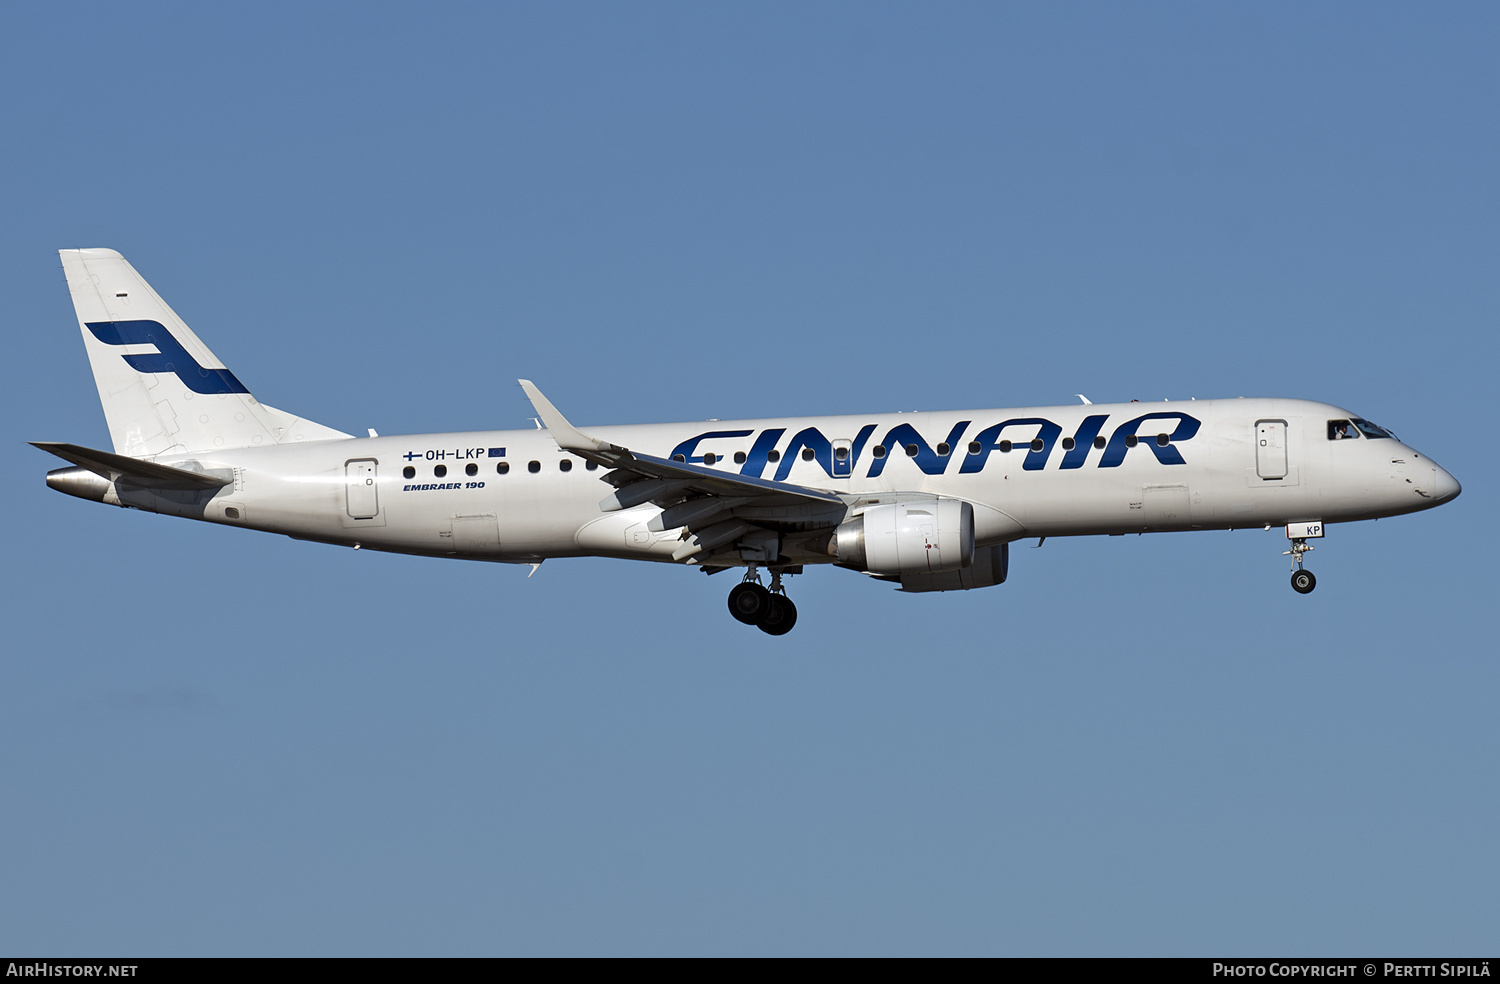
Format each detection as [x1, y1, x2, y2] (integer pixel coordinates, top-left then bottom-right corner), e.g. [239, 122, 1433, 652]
[2, 2, 1495, 956]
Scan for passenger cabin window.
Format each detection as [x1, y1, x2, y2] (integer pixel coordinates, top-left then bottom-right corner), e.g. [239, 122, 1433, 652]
[466, 463, 478, 477]
[559, 459, 572, 472]
[497, 462, 510, 475]
[403, 466, 415, 479]
[528, 460, 541, 473]
[733, 451, 746, 464]
[802, 448, 816, 461]
[434, 464, 448, 478]
[1328, 419, 1359, 441]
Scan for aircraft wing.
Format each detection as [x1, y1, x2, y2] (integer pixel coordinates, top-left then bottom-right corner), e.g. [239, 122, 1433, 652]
[519, 380, 843, 508]
[519, 381, 847, 562]
[596, 447, 845, 505]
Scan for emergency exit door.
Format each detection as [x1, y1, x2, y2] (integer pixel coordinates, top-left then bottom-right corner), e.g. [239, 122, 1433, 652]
[345, 459, 379, 519]
[1255, 420, 1287, 480]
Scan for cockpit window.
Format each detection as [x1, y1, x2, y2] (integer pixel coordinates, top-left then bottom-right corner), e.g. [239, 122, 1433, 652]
[1328, 419, 1359, 440]
[1350, 418, 1394, 439]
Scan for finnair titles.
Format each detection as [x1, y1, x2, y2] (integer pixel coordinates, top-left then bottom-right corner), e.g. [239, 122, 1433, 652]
[37, 249, 1460, 635]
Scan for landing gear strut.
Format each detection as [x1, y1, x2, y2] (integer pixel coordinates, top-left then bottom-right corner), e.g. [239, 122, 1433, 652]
[1283, 531, 1317, 594]
[726, 565, 799, 635]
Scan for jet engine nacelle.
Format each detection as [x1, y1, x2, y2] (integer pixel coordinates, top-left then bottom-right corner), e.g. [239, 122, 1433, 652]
[897, 543, 1008, 592]
[831, 499, 975, 575]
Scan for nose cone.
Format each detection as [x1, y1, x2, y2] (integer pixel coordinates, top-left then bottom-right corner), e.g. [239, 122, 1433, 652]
[1433, 464, 1461, 503]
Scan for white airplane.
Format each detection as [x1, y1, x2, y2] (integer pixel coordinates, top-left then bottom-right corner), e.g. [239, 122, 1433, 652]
[38, 248, 1460, 635]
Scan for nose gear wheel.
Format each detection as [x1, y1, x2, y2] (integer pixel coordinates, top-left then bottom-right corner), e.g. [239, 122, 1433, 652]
[1283, 537, 1316, 594]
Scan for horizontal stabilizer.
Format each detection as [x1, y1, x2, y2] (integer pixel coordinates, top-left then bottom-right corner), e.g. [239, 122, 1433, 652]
[30, 442, 230, 490]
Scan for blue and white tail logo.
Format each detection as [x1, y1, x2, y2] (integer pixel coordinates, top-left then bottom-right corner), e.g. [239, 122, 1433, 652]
[85, 320, 249, 395]
[62, 248, 350, 455]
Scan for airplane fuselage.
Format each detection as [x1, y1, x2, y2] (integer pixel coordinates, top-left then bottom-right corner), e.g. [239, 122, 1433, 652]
[51, 397, 1457, 566]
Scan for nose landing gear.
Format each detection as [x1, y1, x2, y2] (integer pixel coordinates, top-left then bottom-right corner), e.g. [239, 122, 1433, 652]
[1282, 522, 1322, 594]
[726, 566, 799, 635]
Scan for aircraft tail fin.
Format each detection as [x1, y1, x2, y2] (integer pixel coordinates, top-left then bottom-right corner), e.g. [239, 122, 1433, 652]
[58, 248, 351, 457]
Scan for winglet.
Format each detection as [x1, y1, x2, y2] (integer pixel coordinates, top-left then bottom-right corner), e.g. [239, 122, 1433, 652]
[518, 379, 615, 453]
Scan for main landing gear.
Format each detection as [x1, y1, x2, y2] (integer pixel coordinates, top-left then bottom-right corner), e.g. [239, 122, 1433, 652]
[727, 566, 798, 636]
